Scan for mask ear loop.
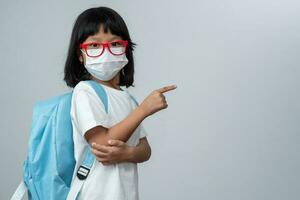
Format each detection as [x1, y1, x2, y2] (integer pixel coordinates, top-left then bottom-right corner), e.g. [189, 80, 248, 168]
[121, 68, 125, 76]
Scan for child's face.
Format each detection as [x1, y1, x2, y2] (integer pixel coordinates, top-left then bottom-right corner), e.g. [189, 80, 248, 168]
[79, 25, 123, 64]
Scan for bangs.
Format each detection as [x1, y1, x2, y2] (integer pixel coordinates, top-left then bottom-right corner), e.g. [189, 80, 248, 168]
[77, 8, 126, 44]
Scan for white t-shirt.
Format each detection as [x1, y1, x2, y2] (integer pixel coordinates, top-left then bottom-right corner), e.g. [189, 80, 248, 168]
[70, 80, 147, 200]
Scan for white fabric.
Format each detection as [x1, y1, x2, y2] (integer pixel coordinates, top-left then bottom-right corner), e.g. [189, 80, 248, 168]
[69, 81, 147, 200]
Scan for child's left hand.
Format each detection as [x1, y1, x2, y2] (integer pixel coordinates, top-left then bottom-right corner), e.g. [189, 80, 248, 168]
[91, 140, 132, 165]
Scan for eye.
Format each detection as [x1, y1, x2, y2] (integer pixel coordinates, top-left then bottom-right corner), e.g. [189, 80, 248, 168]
[111, 41, 122, 47]
[87, 43, 101, 49]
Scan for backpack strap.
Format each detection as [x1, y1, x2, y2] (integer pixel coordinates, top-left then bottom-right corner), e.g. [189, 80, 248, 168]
[10, 181, 27, 200]
[87, 79, 139, 108]
[67, 80, 109, 200]
[128, 93, 139, 106]
[67, 145, 95, 200]
[85, 80, 109, 114]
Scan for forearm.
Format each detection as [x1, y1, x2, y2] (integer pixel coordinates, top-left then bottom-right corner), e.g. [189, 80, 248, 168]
[86, 106, 147, 146]
[107, 106, 147, 142]
[125, 139, 151, 163]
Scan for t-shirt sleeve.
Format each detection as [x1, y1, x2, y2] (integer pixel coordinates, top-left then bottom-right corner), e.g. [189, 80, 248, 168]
[138, 122, 148, 139]
[71, 89, 110, 137]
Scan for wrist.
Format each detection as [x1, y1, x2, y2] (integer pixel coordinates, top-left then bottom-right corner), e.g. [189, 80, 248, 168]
[136, 105, 148, 119]
[124, 146, 136, 163]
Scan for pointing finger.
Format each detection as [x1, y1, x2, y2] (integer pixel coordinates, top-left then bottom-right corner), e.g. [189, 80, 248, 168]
[157, 85, 177, 94]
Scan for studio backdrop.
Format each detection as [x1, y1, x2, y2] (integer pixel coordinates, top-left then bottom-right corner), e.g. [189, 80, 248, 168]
[1, 0, 300, 199]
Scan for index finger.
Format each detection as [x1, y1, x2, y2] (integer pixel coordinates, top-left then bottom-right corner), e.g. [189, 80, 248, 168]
[157, 85, 177, 94]
[91, 143, 111, 153]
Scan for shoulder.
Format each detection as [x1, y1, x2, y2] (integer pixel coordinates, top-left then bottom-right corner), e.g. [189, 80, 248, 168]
[71, 81, 107, 111]
[72, 80, 101, 99]
[73, 81, 93, 93]
[71, 81, 99, 104]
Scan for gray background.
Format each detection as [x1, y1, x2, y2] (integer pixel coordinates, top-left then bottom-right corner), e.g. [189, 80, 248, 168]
[1, 0, 300, 199]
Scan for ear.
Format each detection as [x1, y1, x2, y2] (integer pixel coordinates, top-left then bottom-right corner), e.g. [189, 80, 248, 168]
[78, 48, 85, 63]
[79, 53, 85, 64]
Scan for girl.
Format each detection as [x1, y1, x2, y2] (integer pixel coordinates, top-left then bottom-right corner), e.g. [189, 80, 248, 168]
[63, 6, 176, 200]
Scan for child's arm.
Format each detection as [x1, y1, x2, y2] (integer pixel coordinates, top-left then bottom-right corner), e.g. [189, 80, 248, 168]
[126, 137, 151, 163]
[91, 137, 151, 165]
[84, 85, 177, 146]
[85, 106, 146, 146]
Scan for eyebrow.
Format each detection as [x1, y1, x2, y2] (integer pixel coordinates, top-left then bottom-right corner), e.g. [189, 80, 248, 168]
[89, 36, 121, 42]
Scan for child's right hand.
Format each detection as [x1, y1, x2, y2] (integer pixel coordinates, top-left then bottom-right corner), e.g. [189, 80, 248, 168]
[139, 85, 177, 117]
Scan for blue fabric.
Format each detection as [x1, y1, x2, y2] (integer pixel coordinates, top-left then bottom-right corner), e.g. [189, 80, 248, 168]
[23, 80, 108, 200]
[85, 80, 109, 113]
[128, 93, 139, 106]
[81, 146, 95, 168]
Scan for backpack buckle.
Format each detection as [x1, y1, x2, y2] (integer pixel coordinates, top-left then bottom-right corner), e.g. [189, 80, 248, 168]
[76, 165, 90, 180]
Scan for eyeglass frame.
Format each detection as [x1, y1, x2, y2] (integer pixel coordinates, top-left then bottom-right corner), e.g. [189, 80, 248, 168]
[79, 40, 128, 58]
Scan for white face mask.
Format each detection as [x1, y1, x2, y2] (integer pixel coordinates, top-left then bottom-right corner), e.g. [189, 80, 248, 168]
[82, 48, 128, 81]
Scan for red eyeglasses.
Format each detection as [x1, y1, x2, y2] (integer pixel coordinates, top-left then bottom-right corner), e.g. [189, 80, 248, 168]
[79, 40, 128, 57]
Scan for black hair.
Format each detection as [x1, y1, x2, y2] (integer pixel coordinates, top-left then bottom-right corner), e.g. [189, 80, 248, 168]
[63, 6, 136, 88]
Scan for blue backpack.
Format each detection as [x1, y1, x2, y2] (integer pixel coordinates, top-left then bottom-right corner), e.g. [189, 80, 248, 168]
[11, 79, 138, 200]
